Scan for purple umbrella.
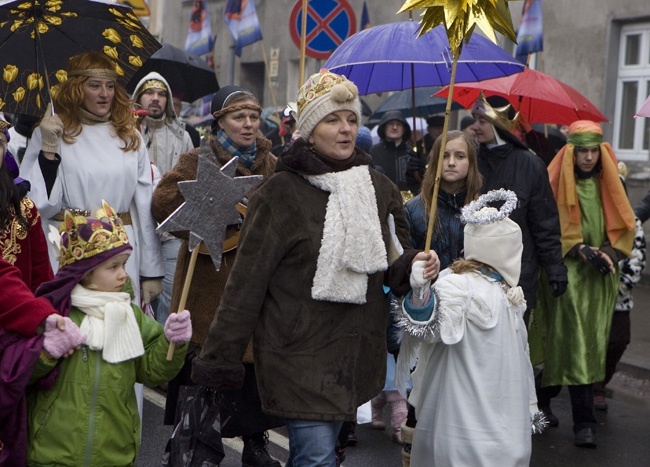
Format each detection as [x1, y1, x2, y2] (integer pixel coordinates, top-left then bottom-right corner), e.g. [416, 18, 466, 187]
[324, 21, 524, 95]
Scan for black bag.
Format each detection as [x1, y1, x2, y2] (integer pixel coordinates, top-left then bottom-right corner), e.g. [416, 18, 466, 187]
[162, 385, 225, 467]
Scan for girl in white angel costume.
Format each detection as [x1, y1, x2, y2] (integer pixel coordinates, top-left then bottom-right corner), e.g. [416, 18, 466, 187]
[19, 52, 163, 305]
[396, 189, 545, 467]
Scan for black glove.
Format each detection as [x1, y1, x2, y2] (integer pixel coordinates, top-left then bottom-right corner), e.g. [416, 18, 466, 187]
[191, 358, 245, 392]
[549, 279, 568, 297]
[580, 245, 611, 276]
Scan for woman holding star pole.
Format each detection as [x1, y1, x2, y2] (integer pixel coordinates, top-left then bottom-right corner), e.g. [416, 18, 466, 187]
[152, 85, 282, 467]
[190, 70, 438, 467]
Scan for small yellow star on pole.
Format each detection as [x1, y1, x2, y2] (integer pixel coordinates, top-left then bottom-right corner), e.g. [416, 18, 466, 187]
[398, 0, 518, 58]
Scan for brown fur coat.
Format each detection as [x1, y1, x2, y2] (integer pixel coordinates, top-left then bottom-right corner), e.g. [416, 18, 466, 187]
[151, 134, 276, 359]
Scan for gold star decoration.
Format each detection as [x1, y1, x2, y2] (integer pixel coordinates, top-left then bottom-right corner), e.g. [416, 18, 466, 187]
[398, 0, 518, 58]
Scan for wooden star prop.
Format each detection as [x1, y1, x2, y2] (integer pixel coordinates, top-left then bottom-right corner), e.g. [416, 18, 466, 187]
[157, 153, 262, 271]
[398, 0, 517, 58]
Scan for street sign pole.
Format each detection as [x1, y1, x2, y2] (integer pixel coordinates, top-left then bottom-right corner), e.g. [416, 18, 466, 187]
[299, 0, 308, 88]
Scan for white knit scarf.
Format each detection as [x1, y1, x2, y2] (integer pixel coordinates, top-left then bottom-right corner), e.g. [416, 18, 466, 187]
[71, 285, 145, 363]
[305, 165, 388, 304]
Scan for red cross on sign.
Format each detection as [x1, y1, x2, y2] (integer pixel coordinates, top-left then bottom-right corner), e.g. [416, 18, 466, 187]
[289, 0, 356, 60]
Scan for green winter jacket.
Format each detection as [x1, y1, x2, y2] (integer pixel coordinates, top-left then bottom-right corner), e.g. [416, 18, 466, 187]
[27, 305, 186, 467]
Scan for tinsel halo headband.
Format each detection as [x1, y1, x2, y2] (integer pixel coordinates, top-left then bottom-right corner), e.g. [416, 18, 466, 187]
[460, 189, 518, 225]
[68, 68, 118, 80]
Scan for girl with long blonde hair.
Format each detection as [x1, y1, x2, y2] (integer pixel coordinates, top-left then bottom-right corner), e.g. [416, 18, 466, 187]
[405, 130, 482, 268]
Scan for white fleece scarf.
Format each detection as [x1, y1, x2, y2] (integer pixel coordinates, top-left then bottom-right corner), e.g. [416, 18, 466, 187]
[305, 165, 388, 304]
[71, 285, 145, 363]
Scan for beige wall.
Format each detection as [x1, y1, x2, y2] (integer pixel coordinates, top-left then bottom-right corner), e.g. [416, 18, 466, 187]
[157, 0, 650, 157]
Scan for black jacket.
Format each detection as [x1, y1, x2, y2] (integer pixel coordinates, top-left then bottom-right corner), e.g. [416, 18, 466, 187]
[370, 111, 412, 191]
[477, 138, 567, 309]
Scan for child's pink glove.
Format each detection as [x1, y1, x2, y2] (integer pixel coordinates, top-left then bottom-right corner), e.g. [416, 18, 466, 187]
[43, 314, 86, 359]
[164, 310, 192, 345]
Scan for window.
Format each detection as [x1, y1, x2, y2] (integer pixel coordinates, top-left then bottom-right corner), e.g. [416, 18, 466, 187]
[614, 24, 650, 160]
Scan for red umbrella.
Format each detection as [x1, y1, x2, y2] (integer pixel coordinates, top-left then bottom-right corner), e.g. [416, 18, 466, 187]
[635, 95, 650, 118]
[434, 67, 607, 125]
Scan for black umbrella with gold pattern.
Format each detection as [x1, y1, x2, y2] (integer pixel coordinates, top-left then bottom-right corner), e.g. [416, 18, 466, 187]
[0, 0, 161, 117]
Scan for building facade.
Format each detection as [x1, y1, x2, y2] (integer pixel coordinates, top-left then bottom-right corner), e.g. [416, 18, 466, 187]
[152, 0, 650, 161]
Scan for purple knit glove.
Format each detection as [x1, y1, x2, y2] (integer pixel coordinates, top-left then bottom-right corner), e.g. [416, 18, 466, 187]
[43, 314, 86, 359]
[164, 310, 192, 345]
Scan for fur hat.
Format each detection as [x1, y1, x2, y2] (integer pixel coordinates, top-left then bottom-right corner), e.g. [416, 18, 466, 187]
[297, 69, 361, 139]
[461, 190, 522, 287]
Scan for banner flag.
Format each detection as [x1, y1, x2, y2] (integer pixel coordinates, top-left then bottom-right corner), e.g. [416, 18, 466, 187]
[224, 0, 263, 57]
[515, 0, 543, 62]
[360, 1, 371, 30]
[185, 0, 215, 57]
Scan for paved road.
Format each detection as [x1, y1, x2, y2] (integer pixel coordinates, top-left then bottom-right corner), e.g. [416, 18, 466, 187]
[138, 384, 650, 466]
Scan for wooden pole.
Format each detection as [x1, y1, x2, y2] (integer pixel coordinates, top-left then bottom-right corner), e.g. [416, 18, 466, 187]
[166, 244, 201, 360]
[423, 56, 459, 253]
[260, 40, 284, 144]
[299, 0, 309, 88]
[408, 12, 417, 149]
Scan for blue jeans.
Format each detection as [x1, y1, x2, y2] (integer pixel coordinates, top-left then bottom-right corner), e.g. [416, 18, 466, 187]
[285, 419, 343, 467]
[152, 237, 181, 325]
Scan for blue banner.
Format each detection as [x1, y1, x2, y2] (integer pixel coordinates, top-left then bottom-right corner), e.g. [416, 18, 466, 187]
[225, 0, 263, 57]
[515, 0, 543, 62]
[184, 0, 215, 57]
[360, 1, 371, 30]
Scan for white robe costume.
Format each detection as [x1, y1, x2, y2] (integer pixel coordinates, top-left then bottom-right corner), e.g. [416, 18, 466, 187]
[19, 122, 164, 303]
[398, 269, 538, 467]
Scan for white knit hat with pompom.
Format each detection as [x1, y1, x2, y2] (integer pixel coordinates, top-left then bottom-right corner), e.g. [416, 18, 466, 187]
[297, 69, 361, 139]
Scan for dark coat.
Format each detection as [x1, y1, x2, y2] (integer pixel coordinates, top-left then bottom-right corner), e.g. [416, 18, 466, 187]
[370, 111, 412, 191]
[152, 134, 276, 349]
[405, 189, 466, 270]
[192, 140, 413, 421]
[151, 135, 282, 433]
[477, 139, 566, 309]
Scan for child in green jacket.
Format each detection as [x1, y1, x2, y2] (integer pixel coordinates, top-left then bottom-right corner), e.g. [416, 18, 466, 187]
[28, 201, 191, 466]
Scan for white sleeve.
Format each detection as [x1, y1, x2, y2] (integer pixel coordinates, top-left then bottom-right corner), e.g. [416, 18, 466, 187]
[133, 135, 164, 278]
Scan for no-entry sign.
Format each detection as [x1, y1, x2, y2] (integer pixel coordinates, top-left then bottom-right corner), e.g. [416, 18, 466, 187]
[289, 0, 356, 60]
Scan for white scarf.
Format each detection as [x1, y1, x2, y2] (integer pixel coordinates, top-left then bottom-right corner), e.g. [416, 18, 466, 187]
[71, 285, 145, 363]
[305, 165, 388, 304]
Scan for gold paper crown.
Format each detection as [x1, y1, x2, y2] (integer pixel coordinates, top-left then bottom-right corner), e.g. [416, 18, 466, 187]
[471, 91, 520, 133]
[137, 79, 168, 97]
[58, 200, 130, 268]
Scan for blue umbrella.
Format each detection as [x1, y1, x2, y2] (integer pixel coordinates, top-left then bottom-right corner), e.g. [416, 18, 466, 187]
[324, 21, 524, 95]
[366, 86, 463, 126]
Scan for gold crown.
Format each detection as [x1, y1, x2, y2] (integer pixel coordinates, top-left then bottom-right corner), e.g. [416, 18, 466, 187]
[138, 79, 167, 96]
[58, 200, 130, 268]
[471, 91, 520, 133]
